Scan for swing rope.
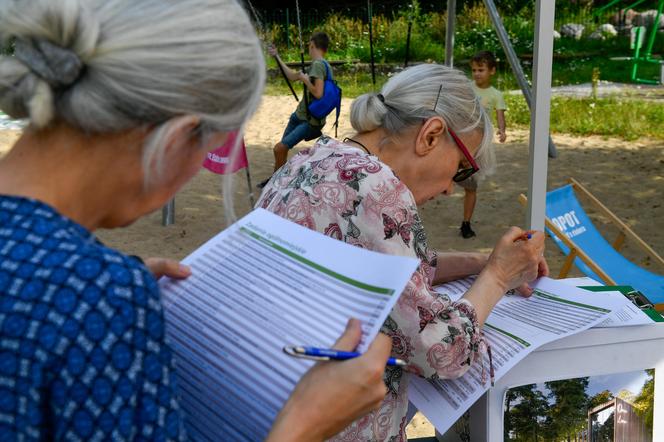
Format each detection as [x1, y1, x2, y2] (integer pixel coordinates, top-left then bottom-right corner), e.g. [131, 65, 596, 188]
[247, 0, 299, 102]
[295, 0, 309, 114]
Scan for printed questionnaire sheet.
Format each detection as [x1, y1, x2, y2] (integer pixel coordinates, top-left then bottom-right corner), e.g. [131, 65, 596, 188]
[557, 277, 653, 327]
[408, 276, 631, 435]
[159, 208, 419, 441]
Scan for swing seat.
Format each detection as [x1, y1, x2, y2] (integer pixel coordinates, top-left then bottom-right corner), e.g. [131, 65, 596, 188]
[304, 127, 322, 141]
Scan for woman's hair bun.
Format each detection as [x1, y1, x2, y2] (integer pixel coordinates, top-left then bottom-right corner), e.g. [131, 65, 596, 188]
[349, 92, 389, 133]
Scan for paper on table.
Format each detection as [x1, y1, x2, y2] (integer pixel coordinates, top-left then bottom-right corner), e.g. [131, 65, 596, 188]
[409, 276, 631, 436]
[159, 209, 419, 441]
[557, 277, 653, 327]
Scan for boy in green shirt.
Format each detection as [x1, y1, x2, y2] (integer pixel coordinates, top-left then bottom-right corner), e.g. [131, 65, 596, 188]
[458, 50, 507, 238]
[259, 32, 332, 188]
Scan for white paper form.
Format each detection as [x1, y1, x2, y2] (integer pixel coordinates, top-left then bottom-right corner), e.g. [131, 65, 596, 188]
[409, 276, 632, 435]
[557, 278, 653, 327]
[159, 209, 419, 442]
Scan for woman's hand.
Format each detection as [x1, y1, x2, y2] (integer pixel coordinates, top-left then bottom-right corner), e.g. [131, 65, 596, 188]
[266, 319, 392, 442]
[144, 257, 192, 280]
[485, 227, 548, 295]
[267, 45, 278, 57]
[463, 227, 549, 325]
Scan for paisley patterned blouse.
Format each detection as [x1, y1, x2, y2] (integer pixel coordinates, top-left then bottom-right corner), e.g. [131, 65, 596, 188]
[257, 137, 484, 442]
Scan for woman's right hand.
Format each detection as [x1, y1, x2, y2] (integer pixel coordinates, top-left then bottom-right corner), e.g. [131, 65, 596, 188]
[266, 319, 391, 442]
[268, 45, 278, 57]
[485, 227, 547, 296]
[463, 227, 548, 325]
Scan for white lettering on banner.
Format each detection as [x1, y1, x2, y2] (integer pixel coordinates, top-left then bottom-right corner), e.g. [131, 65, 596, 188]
[567, 226, 587, 238]
[207, 152, 230, 164]
[552, 210, 581, 232]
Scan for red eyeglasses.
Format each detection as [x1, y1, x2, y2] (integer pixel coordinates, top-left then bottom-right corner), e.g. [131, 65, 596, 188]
[448, 128, 480, 183]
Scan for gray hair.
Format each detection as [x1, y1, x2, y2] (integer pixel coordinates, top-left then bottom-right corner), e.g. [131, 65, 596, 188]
[350, 64, 495, 179]
[0, 0, 265, 220]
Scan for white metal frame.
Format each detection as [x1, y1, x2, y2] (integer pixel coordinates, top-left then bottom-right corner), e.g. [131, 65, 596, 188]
[468, 324, 664, 441]
[437, 324, 664, 441]
[435, 1, 664, 439]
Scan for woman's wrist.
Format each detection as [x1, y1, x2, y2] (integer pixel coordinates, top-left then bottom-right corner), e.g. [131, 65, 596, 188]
[462, 266, 509, 326]
[266, 401, 324, 442]
[265, 389, 325, 442]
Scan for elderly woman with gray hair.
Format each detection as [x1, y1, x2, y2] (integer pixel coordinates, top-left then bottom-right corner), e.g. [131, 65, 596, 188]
[258, 63, 549, 441]
[0, 0, 394, 441]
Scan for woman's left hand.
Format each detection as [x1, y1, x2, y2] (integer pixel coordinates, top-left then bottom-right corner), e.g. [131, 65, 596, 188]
[144, 257, 192, 280]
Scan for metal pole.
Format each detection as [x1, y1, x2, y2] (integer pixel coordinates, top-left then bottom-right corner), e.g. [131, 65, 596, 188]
[162, 199, 175, 226]
[286, 8, 290, 50]
[295, 0, 308, 110]
[643, 0, 664, 59]
[405, 20, 412, 67]
[245, 166, 255, 208]
[368, 0, 376, 88]
[525, 0, 556, 231]
[483, 0, 557, 158]
[444, 0, 456, 67]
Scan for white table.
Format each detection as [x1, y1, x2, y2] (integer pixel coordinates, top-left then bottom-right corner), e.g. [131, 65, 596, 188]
[437, 323, 664, 441]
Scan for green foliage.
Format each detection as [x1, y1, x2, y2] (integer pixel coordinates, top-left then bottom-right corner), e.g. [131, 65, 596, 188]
[259, 0, 664, 94]
[505, 384, 548, 442]
[505, 94, 664, 140]
[588, 389, 614, 410]
[633, 369, 655, 431]
[544, 378, 590, 441]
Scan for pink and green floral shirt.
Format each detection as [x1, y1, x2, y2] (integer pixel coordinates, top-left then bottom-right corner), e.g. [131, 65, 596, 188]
[257, 137, 483, 442]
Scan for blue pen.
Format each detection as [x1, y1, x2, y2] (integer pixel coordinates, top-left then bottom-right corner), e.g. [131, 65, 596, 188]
[283, 345, 408, 367]
[515, 232, 532, 242]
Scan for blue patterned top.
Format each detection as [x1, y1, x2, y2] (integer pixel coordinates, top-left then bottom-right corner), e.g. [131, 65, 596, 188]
[0, 196, 186, 441]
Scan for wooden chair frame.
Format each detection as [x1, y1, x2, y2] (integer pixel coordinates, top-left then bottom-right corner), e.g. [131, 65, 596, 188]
[519, 177, 664, 312]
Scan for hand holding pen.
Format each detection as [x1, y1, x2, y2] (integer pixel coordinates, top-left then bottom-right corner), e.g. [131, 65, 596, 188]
[284, 345, 407, 367]
[267, 319, 392, 442]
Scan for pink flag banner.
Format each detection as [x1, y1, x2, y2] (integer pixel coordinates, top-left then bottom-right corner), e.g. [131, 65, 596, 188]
[203, 131, 249, 175]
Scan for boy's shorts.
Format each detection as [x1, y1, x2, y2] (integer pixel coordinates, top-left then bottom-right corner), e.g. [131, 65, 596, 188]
[457, 174, 479, 191]
[281, 113, 323, 149]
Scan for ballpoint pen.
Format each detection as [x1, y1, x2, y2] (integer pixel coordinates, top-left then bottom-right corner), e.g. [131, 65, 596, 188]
[283, 345, 408, 367]
[515, 232, 533, 242]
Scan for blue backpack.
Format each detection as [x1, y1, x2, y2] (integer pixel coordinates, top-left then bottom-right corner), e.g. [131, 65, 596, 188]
[307, 61, 342, 135]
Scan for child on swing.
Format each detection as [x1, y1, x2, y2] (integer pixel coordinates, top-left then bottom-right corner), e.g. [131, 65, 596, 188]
[258, 31, 333, 188]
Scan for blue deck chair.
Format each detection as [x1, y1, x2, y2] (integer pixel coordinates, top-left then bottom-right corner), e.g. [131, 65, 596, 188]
[520, 178, 664, 309]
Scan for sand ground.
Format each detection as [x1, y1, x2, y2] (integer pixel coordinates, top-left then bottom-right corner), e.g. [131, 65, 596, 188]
[1, 95, 663, 438]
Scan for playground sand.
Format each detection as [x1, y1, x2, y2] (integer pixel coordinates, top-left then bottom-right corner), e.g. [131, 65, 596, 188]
[1, 94, 663, 438]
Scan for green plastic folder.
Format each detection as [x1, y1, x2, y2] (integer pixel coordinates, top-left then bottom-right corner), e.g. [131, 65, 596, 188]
[578, 285, 664, 323]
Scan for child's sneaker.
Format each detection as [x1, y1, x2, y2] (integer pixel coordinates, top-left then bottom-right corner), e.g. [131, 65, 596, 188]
[460, 221, 476, 239]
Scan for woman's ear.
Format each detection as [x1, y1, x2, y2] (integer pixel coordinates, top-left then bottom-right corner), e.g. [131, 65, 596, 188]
[415, 116, 447, 157]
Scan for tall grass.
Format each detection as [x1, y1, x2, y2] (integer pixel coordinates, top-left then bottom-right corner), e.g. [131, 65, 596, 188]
[506, 95, 664, 140]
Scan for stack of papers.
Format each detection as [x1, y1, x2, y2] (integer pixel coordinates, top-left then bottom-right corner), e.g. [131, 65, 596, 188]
[408, 276, 638, 435]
